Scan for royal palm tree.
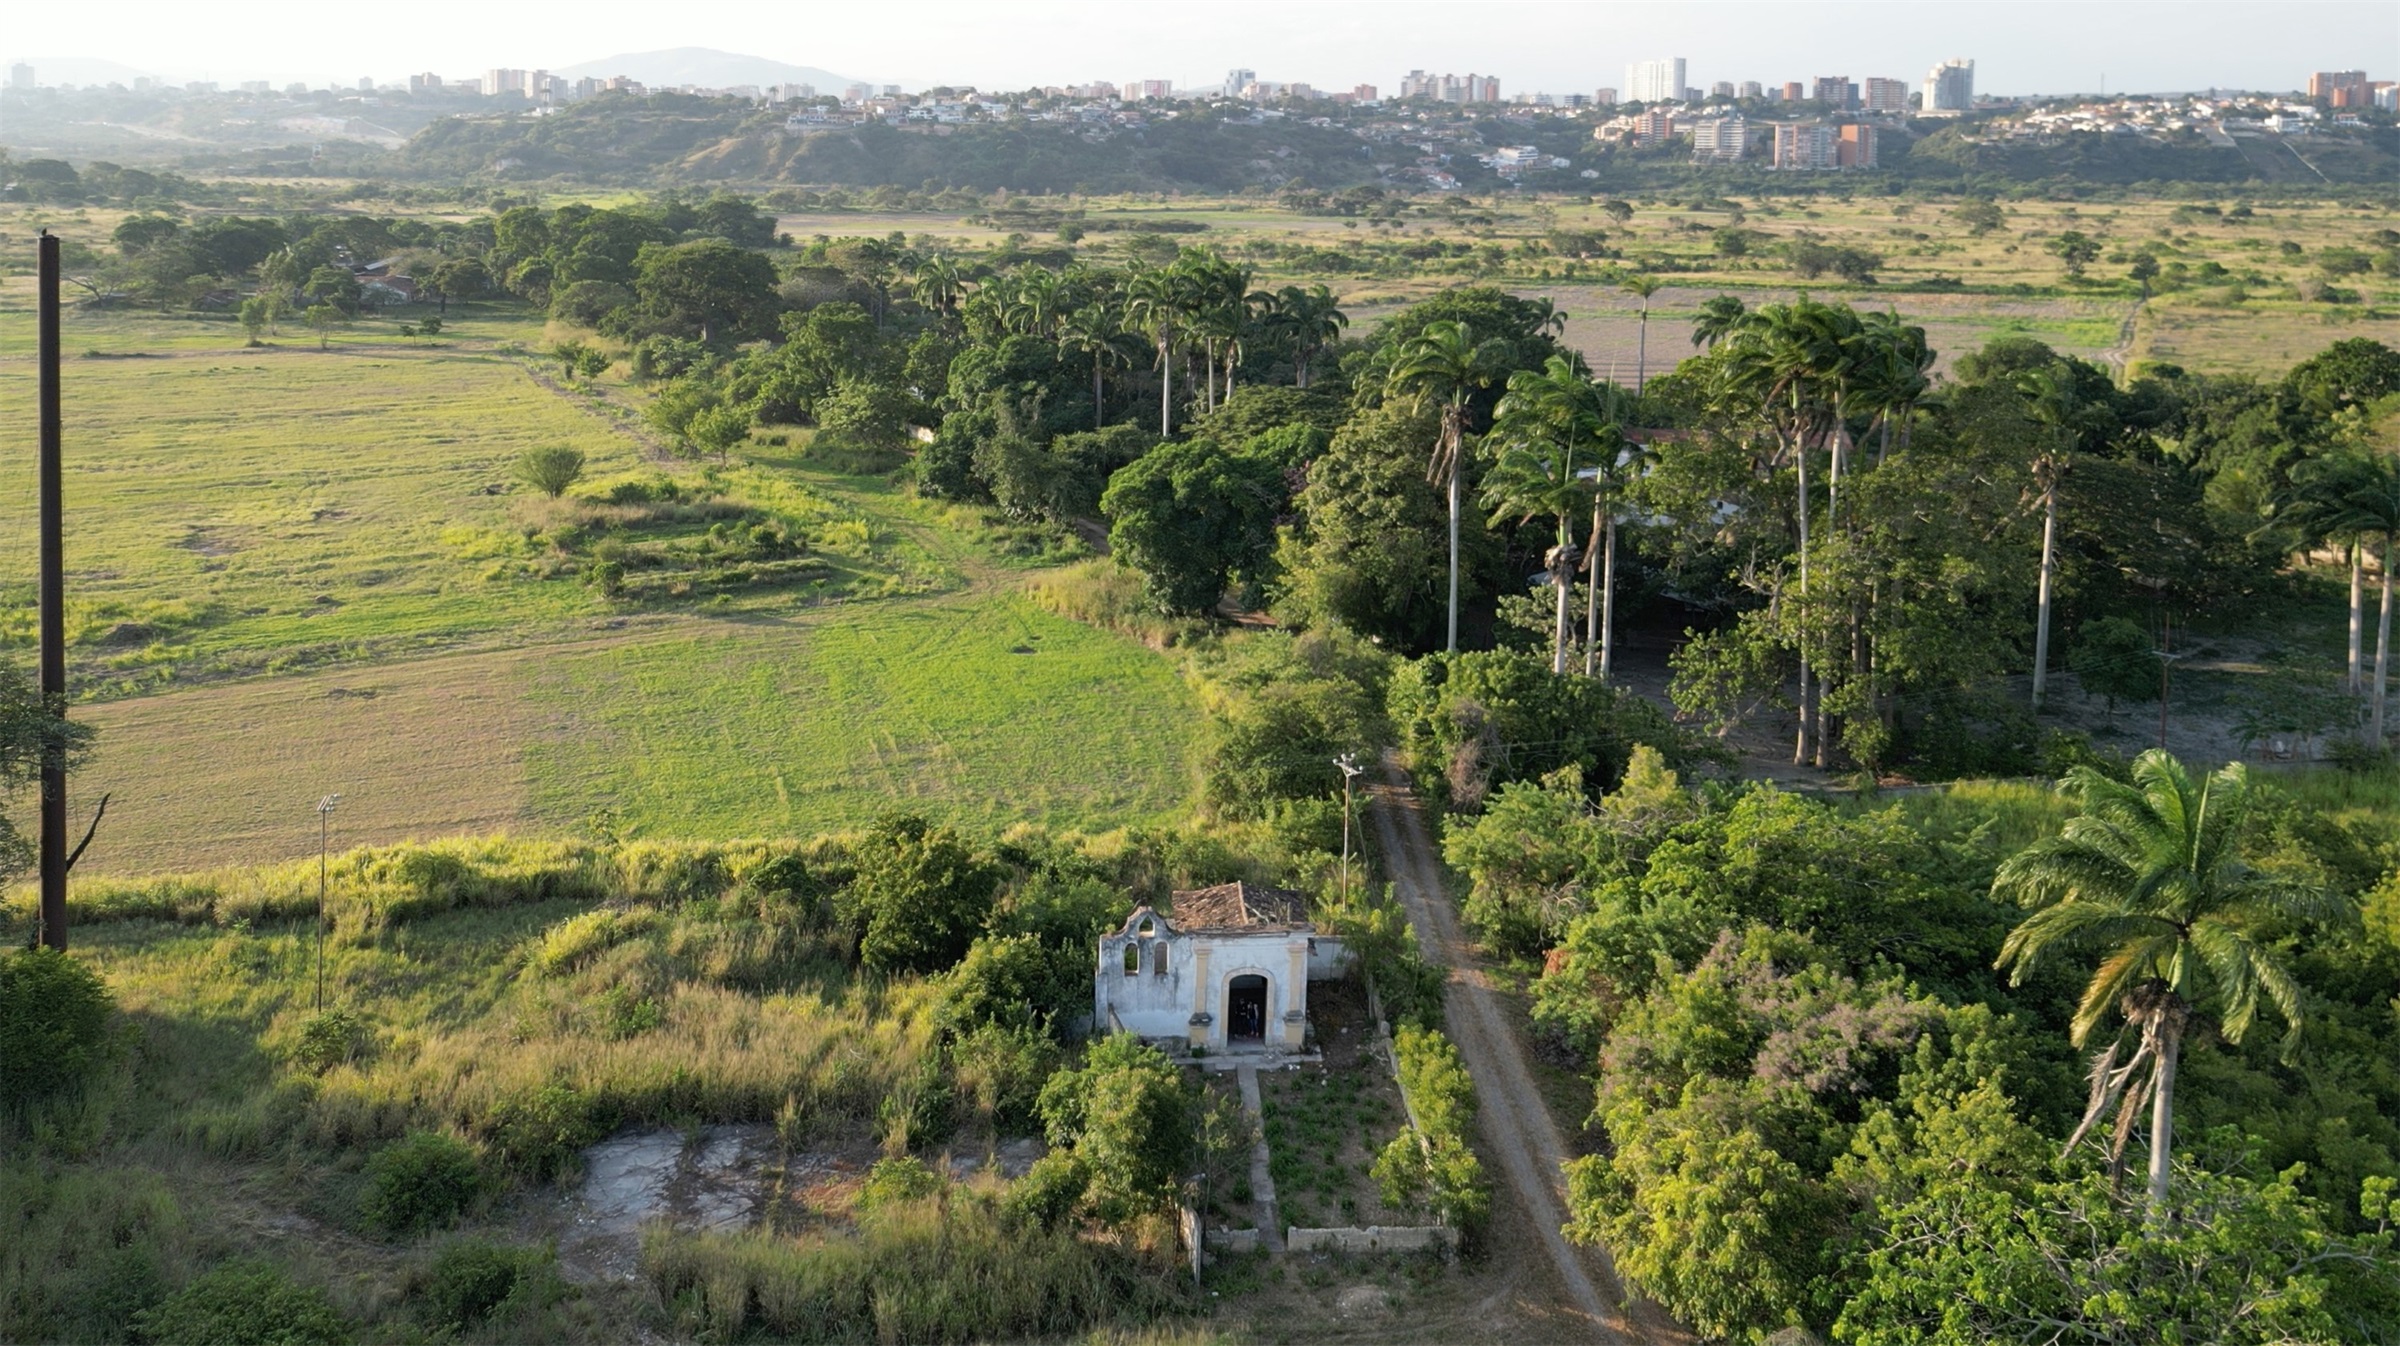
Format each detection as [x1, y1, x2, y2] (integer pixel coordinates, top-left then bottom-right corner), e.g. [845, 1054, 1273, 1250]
[2015, 364, 2085, 713]
[1058, 305, 1133, 431]
[1848, 310, 1932, 466]
[2320, 453, 2400, 744]
[2281, 451, 2382, 702]
[1489, 355, 1605, 673]
[1621, 274, 1664, 393]
[1272, 283, 1348, 389]
[1719, 298, 1852, 763]
[1992, 749, 2348, 1210]
[1125, 267, 1186, 437]
[1004, 265, 1065, 338]
[1391, 320, 1510, 653]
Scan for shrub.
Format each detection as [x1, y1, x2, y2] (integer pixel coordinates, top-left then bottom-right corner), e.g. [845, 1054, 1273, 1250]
[484, 1083, 603, 1181]
[515, 445, 587, 498]
[291, 1009, 366, 1074]
[132, 1262, 349, 1346]
[361, 1131, 483, 1235]
[527, 907, 660, 977]
[857, 1156, 947, 1213]
[0, 947, 117, 1115]
[418, 1239, 530, 1329]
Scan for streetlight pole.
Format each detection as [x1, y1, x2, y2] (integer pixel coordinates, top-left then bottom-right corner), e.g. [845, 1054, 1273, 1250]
[1334, 754, 1363, 904]
[315, 794, 341, 1012]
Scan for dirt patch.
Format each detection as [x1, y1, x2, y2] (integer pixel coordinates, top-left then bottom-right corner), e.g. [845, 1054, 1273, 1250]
[556, 1125, 783, 1284]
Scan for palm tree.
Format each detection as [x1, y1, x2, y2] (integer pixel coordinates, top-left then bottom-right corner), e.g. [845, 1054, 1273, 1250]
[1992, 749, 2348, 1210]
[2320, 453, 2400, 744]
[2015, 364, 2085, 713]
[1390, 320, 1509, 654]
[1004, 265, 1064, 338]
[1718, 298, 1852, 763]
[1058, 305, 1133, 431]
[1125, 267, 1186, 437]
[1689, 293, 1747, 350]
[1488, 356, 1605, 673]
[1848, 310, 1932, 467]
[1621, 275, 1664, 393]
[2281, 452, 2381, 702]
[909, 255, 970, 326]
[1270, 283, 1348, 389]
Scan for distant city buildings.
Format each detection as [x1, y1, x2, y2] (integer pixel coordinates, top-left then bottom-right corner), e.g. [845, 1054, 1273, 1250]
[1783, 80, 1805, 102]
[1625, 57, 1686, 104]
[1863, 77, 1909, 113]
[1923, 58, 1975, 112]
[1739, 80, 1763, 99]
[1630, 108, 1678, 144]
[1398, 69, 1500, 102]
[2309, 70, 2371, 107]
[1692, 115, 1748, 161]
[1773, 121, 1837, 169]
[1839, 123, 1878, 166]
[1121, 79, 1172, 100]
[9, 63, 35, 90]
[1813, 76, 1858, 109]
[1225, 68, 1254, 98]
[1593, 86, 1618, 106]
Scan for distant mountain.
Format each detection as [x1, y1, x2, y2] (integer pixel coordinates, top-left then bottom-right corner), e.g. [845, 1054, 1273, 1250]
[554, 47, 865, 92]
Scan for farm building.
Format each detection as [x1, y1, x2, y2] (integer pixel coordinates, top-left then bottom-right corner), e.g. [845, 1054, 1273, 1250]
[1095, 882, 1347, 1053]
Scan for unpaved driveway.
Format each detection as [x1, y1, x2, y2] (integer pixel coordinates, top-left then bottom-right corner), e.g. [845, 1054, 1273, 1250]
[1368, 757, 1679, 1344]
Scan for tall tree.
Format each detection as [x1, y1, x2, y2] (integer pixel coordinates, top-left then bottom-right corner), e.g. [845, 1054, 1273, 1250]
[1125, 266, 1186, 438]
[1057, 305, 1132, 431]
[2281, 452, 2379, 699]
[1991, 750, 2349, 1210]
[1391, 321, 1509, 653]
[1689, 293, 1747, 351]
[1487, 356, 1603, 674]
[2016, 364, 2085, 713]
[1269, 283, 1348, 389]
[2332, 454, 2400, 744]
[1621, 274, 1664, 393]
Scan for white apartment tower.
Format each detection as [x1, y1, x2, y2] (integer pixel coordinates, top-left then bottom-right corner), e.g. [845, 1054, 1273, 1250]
[1923, 58, 1974, 112]
[1224, 68, 1254, 98]
[1626, 58, 1686, 104]
[1692, 116, 1749, 162]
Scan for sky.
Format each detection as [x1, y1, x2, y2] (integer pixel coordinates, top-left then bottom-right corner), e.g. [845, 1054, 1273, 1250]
[3, 0, 2391, 96]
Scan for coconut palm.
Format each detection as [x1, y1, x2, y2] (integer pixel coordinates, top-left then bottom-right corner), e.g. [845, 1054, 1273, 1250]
[1992, 749, 2349, 1210]
[910, 255, 970, 325]
[1621, 274, 1664, 393]
[1390, 320, 1510, 654]
[1488, 356, 1606, 673]
[1689, 293, 1747, 350]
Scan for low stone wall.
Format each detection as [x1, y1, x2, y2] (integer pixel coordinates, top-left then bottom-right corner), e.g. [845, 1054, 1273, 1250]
[1285, 1224, 1459, 1254]
[1204, 1228, 1262, 1254]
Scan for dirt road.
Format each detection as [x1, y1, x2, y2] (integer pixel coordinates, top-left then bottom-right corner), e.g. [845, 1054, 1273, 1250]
[1368, 756, 1675, 1344]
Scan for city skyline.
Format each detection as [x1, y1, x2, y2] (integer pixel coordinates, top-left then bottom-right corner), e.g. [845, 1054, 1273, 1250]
[2, 0, 2389, 98]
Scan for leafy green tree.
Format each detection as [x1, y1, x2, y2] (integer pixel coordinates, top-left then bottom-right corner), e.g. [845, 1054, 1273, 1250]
[112, 214, 180, 254]
[2129, 251, 2161, 299]
[1036, 1034, 1197, 1220]
[1992, 750, 2353, 1209]
[1100, 439, 1285, 615]
[303, 302, 346, 349]
[1, 948, 117, 1115]
[2068, 616, 2158, 712]
[623, 239, 779, 343]
[1486, 355, 1607, 674]
[685, 404, 751, 463]
[2048, 230, 2103, 280]
[513, 446, 586, 498]
[237, 297, 270, 345]
[841, 814, 1000, 974]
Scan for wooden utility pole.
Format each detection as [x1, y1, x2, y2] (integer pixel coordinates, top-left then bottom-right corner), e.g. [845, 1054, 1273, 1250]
[37, 231, 68, 951]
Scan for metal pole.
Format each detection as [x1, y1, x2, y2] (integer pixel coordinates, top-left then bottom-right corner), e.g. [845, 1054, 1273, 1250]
[1334, 754, 1362, 904]
[37, 231, 67, 952]
[315, 794, 340, 1012]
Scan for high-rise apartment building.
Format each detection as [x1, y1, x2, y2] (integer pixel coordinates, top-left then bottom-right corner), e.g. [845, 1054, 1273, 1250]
[1224, 68, 1255, 98]
[1862, 77, 1909, 114]
[1812, 76, 1857, 109]
[1625, 58, 1686, 104]
[483, 68, 525, 96]
[2310, 71, 2370, 106]
[1692, 116, 1748, 161]
[1594, 86, 1618, 105]
[1739, 80, 1763, 99]
[1838, 124, 1878, 168]
[9, 63, 35, 90]
[1711, 80, 1736, 98]
[1773, 122, 1837, 169]
[1782, 81, 1805, 102]
[1630, 109, 1678, 144]
[1352, 84, 1379, 102]
[1922, 58, 1974, 112]
[1121, 79, 1172, 100]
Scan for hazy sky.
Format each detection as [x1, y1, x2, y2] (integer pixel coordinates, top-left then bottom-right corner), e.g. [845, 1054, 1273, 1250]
[4, 0, 2390, 95]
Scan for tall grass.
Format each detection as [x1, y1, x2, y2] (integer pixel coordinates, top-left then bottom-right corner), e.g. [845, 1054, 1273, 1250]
[1026, 559, 1198, 650]
[643, 1195, 1186, 1343]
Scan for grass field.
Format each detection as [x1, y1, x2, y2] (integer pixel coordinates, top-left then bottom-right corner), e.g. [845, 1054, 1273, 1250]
[0, 287, 1201, 874]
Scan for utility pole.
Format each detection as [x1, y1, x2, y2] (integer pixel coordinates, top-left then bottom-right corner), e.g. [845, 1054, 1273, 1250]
[1334, 753, 1363, 904]
[315, 794, 341, 1012]
[37, 231, 67, 952]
